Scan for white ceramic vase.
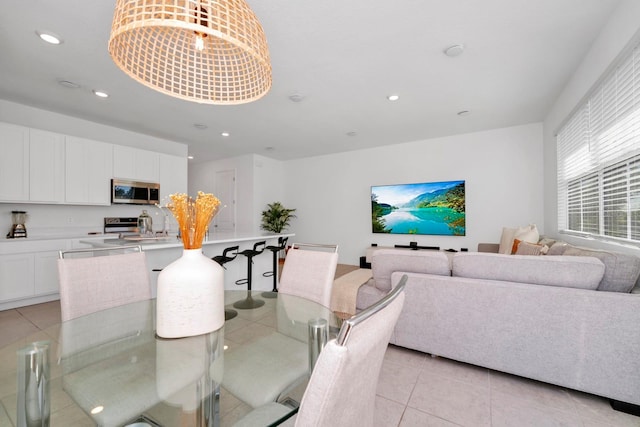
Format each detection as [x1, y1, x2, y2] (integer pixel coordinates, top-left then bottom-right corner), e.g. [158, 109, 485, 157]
[156, 248, 225, 338]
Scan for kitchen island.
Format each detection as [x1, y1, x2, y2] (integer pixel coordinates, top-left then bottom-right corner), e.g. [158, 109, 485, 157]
[81, 232, 294, 296]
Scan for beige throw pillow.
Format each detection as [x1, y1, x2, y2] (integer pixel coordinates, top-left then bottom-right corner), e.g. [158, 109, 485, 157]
[515, 224, 539, 244]
[498, 224, 539, 254]
[515, 241, 546, 256]
[499, 227, 518, 254]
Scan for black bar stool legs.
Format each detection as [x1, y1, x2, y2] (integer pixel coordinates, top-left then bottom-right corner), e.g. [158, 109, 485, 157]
[234, 241, 267, 309]
[262, 236, 288, 299]
[212, 245, 240, 320]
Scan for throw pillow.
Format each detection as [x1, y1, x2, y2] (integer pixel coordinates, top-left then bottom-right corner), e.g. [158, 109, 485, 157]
[498, 227, 518, 254]
[538, 236, 556, 247]
[515, 241, 546, 256]
[499, 224, 539, 254]
[511, 238, 522, 254]
[514, 224, 539, 244]
[547, 241, 570, 255]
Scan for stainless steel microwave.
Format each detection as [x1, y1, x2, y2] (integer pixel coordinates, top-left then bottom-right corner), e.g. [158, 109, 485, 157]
[111, 179, 160, 205]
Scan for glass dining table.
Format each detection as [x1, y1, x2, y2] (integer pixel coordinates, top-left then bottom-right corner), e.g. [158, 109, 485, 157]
[1, 291, 340, 427]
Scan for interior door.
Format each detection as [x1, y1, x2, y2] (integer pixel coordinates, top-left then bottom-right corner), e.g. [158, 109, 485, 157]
[213, 169, 236, 232]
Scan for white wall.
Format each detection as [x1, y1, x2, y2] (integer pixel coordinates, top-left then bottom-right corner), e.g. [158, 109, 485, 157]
[0, 100, 187, 156]
[284, 123, 544, 265]
[543, 0, 640, 254]
[253, 154, 286, 227]
[0, 203, 164, 237]
[189, 154, 285, 233]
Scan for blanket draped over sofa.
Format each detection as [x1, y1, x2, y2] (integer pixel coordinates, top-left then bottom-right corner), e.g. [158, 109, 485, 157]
[356, 245, 640, 407]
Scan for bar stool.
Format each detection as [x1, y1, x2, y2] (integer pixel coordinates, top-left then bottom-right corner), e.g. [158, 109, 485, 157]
[233, 241, 266, 309]
[213, 245, 239, 269]
[261, 236, 288, 298]
[212, 245, 240, 320]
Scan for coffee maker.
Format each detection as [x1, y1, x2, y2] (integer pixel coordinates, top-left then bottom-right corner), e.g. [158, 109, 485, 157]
[7, 210, 27, 238]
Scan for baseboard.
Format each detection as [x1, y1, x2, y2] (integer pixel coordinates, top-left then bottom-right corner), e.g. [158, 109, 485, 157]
[610, 399, 640, 417]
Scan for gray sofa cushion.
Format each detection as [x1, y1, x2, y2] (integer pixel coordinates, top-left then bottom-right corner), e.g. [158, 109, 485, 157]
[371, 249, 450, 292]
[452, 252, 605, 290]
[562, 247, 640, 293]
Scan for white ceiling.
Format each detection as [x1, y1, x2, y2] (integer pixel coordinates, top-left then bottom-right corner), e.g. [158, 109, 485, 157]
[0, 0, 621, 163]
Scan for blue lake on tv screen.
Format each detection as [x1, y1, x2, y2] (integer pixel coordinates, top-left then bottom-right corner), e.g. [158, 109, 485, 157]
[382, 207, 464, 235]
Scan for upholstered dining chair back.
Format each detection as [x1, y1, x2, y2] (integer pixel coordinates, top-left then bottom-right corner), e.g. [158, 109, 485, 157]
[294, 275, 406, 427]
[278, 243, 338, 308]
[57, 245, 151, 322]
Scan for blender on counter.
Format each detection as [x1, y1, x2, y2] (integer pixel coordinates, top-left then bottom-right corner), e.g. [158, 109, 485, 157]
[138, 209, 153, 236]
[7, 210, 27, 238]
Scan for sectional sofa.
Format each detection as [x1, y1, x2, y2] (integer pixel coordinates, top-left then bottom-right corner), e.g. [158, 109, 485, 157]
[355, 244, 640, 407]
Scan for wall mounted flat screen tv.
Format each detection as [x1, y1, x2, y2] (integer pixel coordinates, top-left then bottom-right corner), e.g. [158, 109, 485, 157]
[371, 180, 465, 236]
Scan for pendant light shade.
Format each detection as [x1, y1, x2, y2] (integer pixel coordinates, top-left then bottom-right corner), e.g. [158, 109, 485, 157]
[108, 0, 272, 105]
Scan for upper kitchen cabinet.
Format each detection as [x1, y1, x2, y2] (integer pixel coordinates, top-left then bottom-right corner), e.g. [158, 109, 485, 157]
[113, 145, 159, 183]
[0, 124, 64, 203]
[0, 122, 29, 201]
[29, 129, 65, 203]
[159, 153, 188, 201]
[65, 136, 113, 205]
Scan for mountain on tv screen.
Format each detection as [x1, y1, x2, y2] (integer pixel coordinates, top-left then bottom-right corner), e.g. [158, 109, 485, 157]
[371, 180, 465, 236]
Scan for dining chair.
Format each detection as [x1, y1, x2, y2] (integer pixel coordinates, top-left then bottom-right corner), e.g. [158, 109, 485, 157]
[56, 245, 164, 426]
[233, 275, 407, 427]
[57, 245, 151, 321]
[277, 243, 339, 308]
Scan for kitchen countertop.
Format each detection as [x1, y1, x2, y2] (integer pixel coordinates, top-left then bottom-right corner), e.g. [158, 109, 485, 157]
[3, 233, 116, 242]
[80, 232, 294, 251]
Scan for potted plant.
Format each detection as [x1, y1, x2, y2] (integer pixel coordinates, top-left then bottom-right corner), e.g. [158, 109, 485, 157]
[260, 202, 296, 233]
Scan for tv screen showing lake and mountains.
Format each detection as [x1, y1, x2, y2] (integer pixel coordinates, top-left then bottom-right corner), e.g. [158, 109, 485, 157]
[371, 180, 465, 236]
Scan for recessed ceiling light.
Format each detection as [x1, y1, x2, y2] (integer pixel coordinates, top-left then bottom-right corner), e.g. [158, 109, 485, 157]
[188, 155, 194, 160]
[58, 80, 80, 89]
[36, 31, 62, 45]
[387, 94, 399, 101]
[457, 110, 471, 117]
[288, 93, 305, 103]
[193, 123, 207, 130]
[221, 132, 230, 137]
[444, 44, 465, 57]
[92, 90, 109, 98]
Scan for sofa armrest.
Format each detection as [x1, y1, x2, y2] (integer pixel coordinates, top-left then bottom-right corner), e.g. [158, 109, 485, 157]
[477, 243, 499, 253]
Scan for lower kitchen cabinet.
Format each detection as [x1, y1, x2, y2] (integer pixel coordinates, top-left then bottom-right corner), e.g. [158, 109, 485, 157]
[34, 251, 61, 295]
[0, 240, 69, 310]
[0, 253, 35, 301]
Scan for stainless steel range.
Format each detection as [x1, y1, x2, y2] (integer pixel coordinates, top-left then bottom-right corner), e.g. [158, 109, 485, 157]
[103, 217, 139, 236]
[104, 217, 170, 241]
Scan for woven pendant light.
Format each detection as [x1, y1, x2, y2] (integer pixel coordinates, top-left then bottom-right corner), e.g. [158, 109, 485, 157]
[108, 0, 272, 105]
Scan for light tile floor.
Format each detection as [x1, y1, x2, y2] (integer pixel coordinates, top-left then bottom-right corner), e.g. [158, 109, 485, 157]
[1, 300, 639, 426]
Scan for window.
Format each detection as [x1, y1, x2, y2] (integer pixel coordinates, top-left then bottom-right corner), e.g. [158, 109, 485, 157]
[557, 44, 640, 245]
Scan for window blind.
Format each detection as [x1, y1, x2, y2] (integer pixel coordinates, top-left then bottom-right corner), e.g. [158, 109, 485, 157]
[557, 44, 640, 245]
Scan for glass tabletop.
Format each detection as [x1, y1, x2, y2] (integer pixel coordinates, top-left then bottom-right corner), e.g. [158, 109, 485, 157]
[0, 291, 340, 427]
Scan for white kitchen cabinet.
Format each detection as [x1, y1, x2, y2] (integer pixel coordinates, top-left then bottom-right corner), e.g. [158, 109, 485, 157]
[113, 145, 159, 182]
[29, 129, 65, 203]
[159, 153, 188, 201]
[0, 122, 29, 201]
[34, 251, 61, 295]
[66, 136, 113, 205]
[0, 239, 69, 309]
[0, 253, 35, 301]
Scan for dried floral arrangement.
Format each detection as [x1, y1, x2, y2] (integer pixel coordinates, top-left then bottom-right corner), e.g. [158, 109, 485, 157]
[167, 192, 221, 249]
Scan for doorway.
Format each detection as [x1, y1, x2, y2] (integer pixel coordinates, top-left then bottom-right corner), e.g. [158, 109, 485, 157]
[213, 169, 236, 232]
